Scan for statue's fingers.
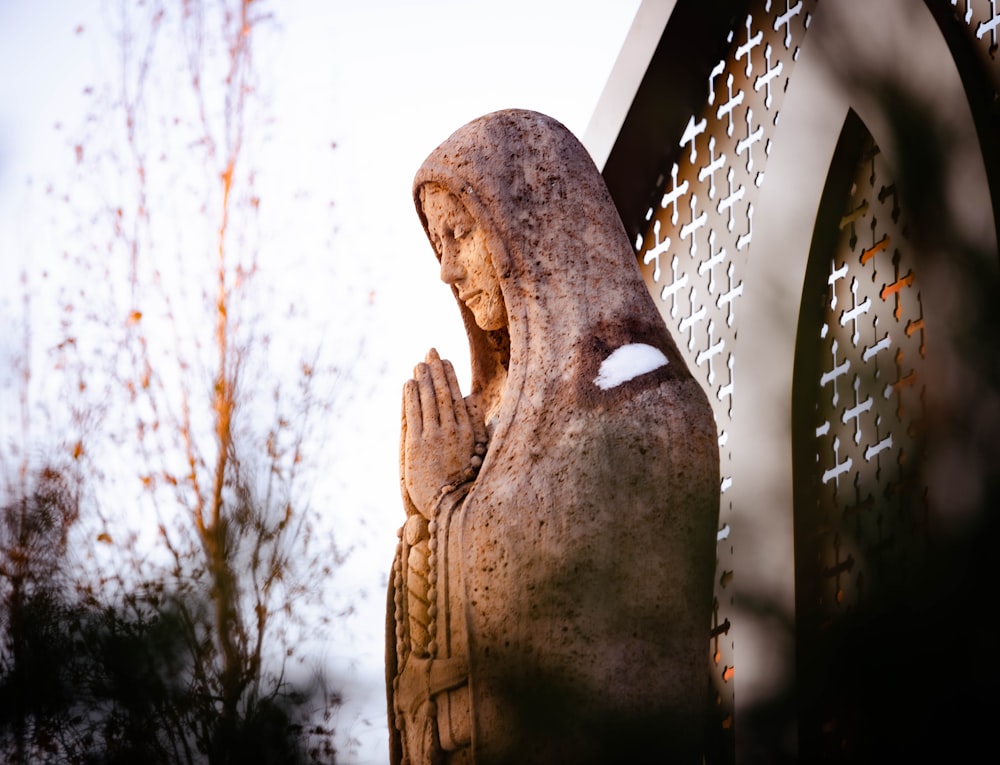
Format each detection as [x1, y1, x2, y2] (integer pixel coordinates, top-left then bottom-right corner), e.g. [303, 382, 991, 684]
[442, 358, 471, 442]
[425, 348, 456, 430]
[398, 410, 415, 511]
[403, 379, 423, 441]
[414, 362, 439, 429]
[440, 356, 463, 403]
[399, 386, 408, 462]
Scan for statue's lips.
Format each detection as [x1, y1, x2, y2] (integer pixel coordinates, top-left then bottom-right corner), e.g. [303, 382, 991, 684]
[459, 290, 481, 305]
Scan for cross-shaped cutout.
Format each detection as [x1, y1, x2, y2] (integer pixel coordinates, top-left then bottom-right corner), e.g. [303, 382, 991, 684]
[716, 73, 745, 137]
[754, 42, 783, 109]
[698, 136, 726, 199]
[642, 219, 671, 283]
[773, 0, 804, 50]
[735, 14, 763, 77]
[660, 162, 689, 226]
[680, 193, 708, 257]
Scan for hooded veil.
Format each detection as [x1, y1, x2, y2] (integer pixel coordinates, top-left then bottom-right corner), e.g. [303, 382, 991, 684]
[389, 110, 719, 764]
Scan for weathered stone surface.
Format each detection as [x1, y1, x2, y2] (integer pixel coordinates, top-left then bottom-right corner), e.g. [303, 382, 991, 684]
[387, 109, 719, 764]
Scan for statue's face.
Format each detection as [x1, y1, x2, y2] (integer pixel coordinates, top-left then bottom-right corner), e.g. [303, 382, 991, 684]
[422, 185, 506, 331]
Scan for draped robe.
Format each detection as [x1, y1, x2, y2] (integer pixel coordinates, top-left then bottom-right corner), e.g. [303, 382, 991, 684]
[388, 109, 719, 764]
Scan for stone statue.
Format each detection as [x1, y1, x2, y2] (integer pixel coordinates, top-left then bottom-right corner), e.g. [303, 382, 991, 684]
[387, 109, 720, 764]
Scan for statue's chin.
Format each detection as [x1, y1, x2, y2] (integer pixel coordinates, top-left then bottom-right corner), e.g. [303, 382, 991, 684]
[469, 297, 506, 332]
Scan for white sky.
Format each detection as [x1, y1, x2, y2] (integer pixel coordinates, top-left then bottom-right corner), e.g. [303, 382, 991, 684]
[0, 1, 642, 761]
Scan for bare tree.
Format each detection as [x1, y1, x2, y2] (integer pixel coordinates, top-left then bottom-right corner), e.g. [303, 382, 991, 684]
[2, 1, 344, 762]
[92, 1, 342, 759]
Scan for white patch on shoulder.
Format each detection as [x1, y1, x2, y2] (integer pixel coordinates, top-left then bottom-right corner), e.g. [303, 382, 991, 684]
[593, 343, 669, 390]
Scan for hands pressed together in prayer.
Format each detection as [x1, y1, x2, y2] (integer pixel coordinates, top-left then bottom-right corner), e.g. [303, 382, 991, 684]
[401, 348, 487, 519]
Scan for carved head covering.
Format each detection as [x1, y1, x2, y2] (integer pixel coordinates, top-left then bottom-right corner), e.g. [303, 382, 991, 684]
[414, 109, 691, 421]
[410, 110, 718, 763]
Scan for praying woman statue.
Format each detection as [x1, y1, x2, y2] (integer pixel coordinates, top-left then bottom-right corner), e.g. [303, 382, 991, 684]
[387, 109, 720, 765]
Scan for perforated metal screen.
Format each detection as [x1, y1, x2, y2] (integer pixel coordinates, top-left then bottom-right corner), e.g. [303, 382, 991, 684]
[612, 0, 999, 760]
[632, 2, 817, 757]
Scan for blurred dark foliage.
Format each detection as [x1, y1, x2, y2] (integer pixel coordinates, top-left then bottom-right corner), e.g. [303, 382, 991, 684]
[0, 468, 337, 765]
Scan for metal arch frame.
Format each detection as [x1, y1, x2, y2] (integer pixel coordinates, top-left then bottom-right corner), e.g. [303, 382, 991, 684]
[592, 0, 997, 760]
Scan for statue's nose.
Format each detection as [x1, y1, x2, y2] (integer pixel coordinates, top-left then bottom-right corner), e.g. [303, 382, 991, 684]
[439, 244, 464, 285]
